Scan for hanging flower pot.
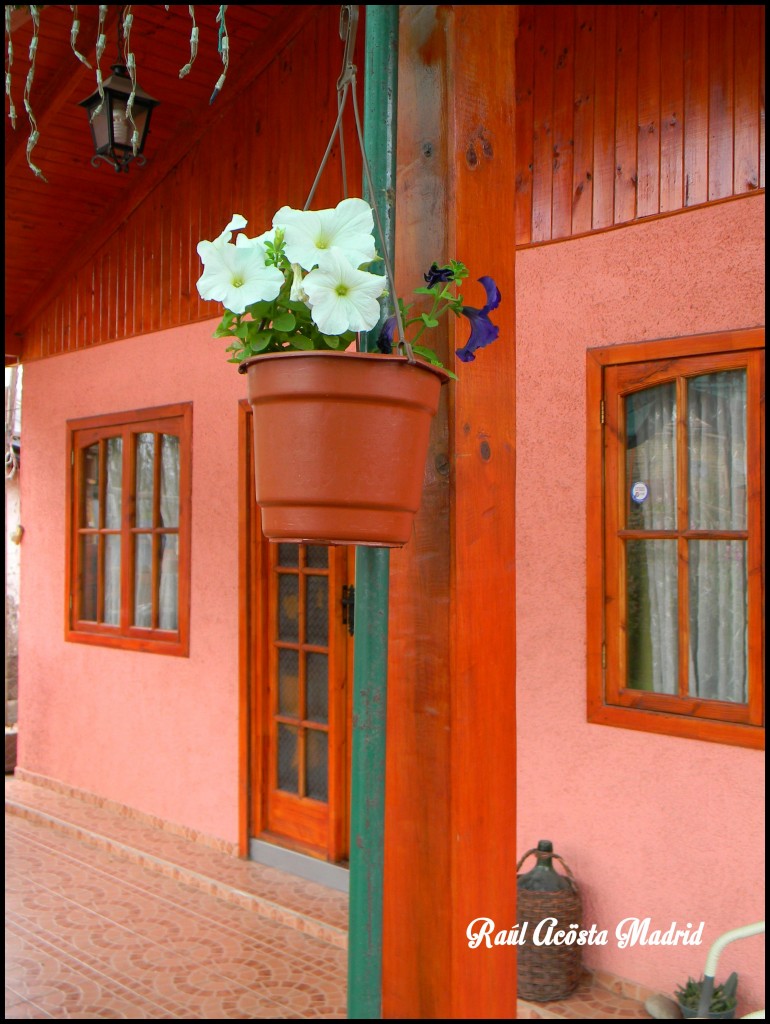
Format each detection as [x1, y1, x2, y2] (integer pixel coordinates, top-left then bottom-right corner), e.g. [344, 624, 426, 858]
[240, 350, 450, 546]
[195, 198, 500, 546]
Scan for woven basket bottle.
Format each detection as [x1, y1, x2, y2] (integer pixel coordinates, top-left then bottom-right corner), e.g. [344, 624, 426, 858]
[516, 840, 582, 1002]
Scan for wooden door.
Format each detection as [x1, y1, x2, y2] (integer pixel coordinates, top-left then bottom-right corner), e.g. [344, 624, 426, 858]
[241, 403, 353, 862]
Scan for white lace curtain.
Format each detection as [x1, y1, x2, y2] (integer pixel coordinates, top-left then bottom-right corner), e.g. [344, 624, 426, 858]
[133, 433, 179, 631]
[625, 370, 747, 702]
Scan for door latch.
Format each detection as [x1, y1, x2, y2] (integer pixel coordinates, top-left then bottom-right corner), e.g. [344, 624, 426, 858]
[341, 585, 355, 636]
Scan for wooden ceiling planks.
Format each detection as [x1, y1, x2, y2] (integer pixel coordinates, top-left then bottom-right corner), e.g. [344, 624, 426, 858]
[5, 5, 314, 358]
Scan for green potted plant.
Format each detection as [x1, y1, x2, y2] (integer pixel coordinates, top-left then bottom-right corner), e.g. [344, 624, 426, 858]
[674, 972, 738, 1020]
[196, 197, 500, 547]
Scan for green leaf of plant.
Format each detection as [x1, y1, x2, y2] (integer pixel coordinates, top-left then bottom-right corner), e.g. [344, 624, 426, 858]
[214, 312, 237, 337]
[271, 311, 296, 332]
[420, 313, 439, 328]
[291, 334, 314, 350]
[250, 332, 274, 354]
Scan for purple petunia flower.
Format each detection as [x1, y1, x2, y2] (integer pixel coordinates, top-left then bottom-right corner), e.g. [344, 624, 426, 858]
[424, 263, 455, 288]
[377, 314, 397, 354]
[455, 276, 501, 363]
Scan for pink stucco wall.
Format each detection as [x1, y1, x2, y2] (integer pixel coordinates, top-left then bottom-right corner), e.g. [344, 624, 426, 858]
[515, 194, 765, 1012]
[18, 320, 244, 843]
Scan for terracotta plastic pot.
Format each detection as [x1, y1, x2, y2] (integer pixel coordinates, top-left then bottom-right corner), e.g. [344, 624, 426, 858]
[240, 350, 450, 547]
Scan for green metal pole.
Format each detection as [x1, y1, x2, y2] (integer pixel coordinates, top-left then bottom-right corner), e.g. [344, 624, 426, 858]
[347, 6, 398, 1020]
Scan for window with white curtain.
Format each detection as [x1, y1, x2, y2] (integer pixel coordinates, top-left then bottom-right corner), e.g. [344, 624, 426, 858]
[587, 331, 764, 749]
[66, 404, 192, 656]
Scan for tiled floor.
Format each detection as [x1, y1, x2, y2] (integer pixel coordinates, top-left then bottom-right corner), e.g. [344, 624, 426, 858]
[6, 774, 655, 1019]
[6, 779, 347, 1019]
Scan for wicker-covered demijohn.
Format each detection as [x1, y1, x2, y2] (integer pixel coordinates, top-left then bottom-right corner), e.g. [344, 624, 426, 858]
[516, 840, 583, 1002]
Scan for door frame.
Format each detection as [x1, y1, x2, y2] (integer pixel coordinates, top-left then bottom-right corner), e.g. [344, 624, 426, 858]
[238, 399, 353, 862]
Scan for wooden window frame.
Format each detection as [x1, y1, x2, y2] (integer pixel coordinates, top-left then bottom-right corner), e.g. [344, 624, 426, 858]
[587, 329, 764, 749]
[66, 403, 192, 656]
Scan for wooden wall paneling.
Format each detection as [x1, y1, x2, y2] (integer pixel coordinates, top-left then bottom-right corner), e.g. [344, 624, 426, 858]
[708, 5, 735, 201]
[683, 6, 710, 206]
[63, 291, 71, 352]
[158, 190, 169, 330]
[659, 4, 685, 212]
[69, 270, 78, 351]
[551, 5, 575, 239]
[761, 6, 766, 190]
[116, 222, 127, 343]
[81, 267, 91, 352]
[636, 6, 661, 219]
[91, 251, 101, 351]
[74, 267, 83, 350]
[106, 246, 116, 342]
[187, 145, 204, 324]
[592, 4, 617, 229]
[167, 167, 181, 330]
[150, 190, 162, 334]
[134, 211, 146, 338]
[515, 6, 534, 245]
[51, 293, 60, 356]
[571, 6, 596, 236]
[614, 7, 639, 224]
[128, 216, 138, 339]
[531, 4, 555, 241]
[733, 6, 761, 193]
[182, 160, 196, 323]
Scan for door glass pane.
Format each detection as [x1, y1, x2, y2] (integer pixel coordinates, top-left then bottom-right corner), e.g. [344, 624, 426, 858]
[158, 534, 178, 630]
[278, 649, 300, 717]
[135, 433, 155, 528]
[105, 437, 122, 529]
[160, 434, 180, 528]
[104, 535, 121, 625]
[688, 541, 747, 702]
[306, 652, 329, 723]
[134, 534, 152, 627]
[688, 371, 747, 530]
[625, 383, 677, 529]
[306, 576, 328, 646]
[83, 444, 100, 528]
[306, 546, 329, 569]
[79, 535, 99, 620]
[277, 544, 299, 567]
[277, 724, 299, 793]
[306, 730, 328, 802]
[626, 540, 678, 693]
[278, 574, 299, 641]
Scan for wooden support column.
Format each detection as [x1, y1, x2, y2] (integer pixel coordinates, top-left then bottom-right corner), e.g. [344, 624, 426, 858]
[383, 6, 518, 1019]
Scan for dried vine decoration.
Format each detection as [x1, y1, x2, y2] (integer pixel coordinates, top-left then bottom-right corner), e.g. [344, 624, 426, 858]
[5, 5, 17, 128]
[23, 5, 46, 180]
[69, 5, 91, 68]
[209, 4, 228, 104]
[178, 5, 198, 79]
[120, 4, 140, 155]
[89, 4, 109, 121]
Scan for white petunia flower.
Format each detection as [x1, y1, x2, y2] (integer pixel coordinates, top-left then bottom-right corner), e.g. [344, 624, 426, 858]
[302, 248, 386, 335]
[289, 263, 309, 304]
[273, 197, 377, 272]
[196, 240, 284, 315]
[196, 214, 248, 260]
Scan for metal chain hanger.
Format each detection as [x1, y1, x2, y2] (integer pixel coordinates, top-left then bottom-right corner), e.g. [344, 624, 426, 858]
[303, 5, 413, 363]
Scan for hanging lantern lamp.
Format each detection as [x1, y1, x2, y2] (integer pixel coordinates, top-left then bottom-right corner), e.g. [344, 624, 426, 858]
[79, 64, 159, 173]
